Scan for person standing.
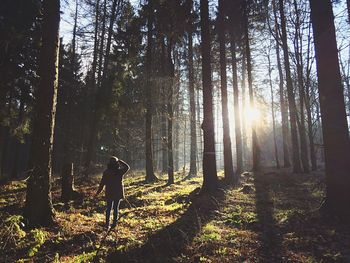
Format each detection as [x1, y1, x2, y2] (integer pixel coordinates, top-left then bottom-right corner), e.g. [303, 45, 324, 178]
[95, 156, 130, 229]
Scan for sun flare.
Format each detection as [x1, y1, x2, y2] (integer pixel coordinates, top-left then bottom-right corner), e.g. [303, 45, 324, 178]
[244, 106, 261, 125]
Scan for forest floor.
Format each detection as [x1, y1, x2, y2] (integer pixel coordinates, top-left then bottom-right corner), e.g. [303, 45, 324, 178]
[1, 168, 350, 263]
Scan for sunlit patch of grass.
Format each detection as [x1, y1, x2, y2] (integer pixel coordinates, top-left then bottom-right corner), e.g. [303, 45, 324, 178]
[222, 205, 257, 227]
[196, 222, 222, 243]
[69, 251, 96, 263]
[27, 229, 47, 257]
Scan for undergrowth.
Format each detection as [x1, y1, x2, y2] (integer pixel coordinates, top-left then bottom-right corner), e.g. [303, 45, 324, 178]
[0, 168, 349, 262]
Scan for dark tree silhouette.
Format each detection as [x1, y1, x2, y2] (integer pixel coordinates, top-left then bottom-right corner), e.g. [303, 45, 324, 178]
[218, 0, 235, 183]
[309, 0, 350, 217]
[200, 0, 218, 192]
[187, 0, 197, 178]
[279, 0, 302, 173]
[24, 0, 60, 226]
[145, 0, 157, 182]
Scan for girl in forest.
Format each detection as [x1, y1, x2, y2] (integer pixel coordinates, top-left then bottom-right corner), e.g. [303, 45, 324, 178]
[95, 156, 130, 230]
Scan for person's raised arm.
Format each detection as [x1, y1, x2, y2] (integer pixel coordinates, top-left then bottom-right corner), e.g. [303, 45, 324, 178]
[118, 159, 130, 174]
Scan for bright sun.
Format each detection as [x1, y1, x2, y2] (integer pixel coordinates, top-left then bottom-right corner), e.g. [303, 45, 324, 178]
[244, 106, 261, 125]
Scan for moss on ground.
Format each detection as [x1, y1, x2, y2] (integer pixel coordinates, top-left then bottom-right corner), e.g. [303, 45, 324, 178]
[1, 168, 350, 262]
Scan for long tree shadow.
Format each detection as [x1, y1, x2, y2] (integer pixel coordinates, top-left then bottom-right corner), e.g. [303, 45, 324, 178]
[106, 188, 226, 263]
[253, 173, 284, 262]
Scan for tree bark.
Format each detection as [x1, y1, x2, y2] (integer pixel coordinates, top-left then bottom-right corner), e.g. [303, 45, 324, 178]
[279, 0, 302, 173]
[218, 0, 235, 183]
[24, 0, 60, 226]
[243, 2, 260, 172]
[272, 0, 291, 168]
[241, 47, 248, 168]
[293, 0, 310, 173]
[145, 0, 157, 182]
[310, 0, 350, 217]
[200, 0, 218, 192]
[97, 0, 107, 88]
[230, 32, 243, 177]
[268, 54, 280, 169]
[167, 41, 174, 185]
[304, 21, 317, 171]
[188, 0, 197, 178]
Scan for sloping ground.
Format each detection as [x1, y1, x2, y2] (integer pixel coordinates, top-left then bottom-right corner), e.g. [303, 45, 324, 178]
[1, 168, 350, 262]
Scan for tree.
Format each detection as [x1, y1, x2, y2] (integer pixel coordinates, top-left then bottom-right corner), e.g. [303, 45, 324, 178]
[309, 0, 350, 217]
[267, 47, 280, 169]
[271, 0, 291, 168]
[24, 0, 60, 226]
[230, 32, 243, 176]
[145, 0, 157, 182]
[187, 0, 197, 178]
[84, 0, 121, 175]
[200, 0, 218, 192]
[218, 0, 235, 183]
[243, 0, 260, 172]
[60, 0, 80, 202]
[278, 0, 302, 173]
[292, 0, 309, 173]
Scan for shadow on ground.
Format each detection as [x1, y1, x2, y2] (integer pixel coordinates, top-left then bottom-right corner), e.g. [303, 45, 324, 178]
[253, 172, 284, 262]
[106, 188, 226, 263]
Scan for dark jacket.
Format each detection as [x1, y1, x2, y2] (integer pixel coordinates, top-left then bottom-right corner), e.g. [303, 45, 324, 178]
[98, 159, 130, 201]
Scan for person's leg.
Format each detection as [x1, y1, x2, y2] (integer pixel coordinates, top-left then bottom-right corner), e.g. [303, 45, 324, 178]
[111, 199, 121, 227]
[106, 200, 113, 228]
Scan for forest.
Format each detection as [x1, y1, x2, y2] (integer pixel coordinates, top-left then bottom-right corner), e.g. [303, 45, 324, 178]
[1, 0, 350, 262]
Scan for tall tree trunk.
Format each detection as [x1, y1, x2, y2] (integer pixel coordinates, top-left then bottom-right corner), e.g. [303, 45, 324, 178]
[161, 38, 168, 173]
[145, 0, 157, 182]
[230, 28, 243, 177]
[161, 107, 167, 173]
[241, 48, 248, 167]
[200, 0, 218, 192]
[268, 54, 280, 169]
[279, 0, 302, 173]
[196, 86, 202, 171]
[97, 0, 107, 88]
[309, 0, 350, 217]
[275, 41, 291, 168]
[24, 0, 60, 226]
[218, 0, 235, 183]
[272, 0, 291, 168]
[167, 42, 174, 185]
[293, 0, 310, 173]
[244, 2, 260, 172]
[304, 21, 317, 171]
[188, 2, 197, 177]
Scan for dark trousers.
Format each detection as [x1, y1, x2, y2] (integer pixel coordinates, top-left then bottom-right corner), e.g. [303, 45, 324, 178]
[106, 199, 121, 227]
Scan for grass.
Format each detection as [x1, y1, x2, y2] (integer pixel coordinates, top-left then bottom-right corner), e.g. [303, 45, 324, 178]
[1, 168, 350, 262]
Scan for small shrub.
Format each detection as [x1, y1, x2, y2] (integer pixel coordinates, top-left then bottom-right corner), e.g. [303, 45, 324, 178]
[196, 223, 222, 243]
[224, 206, 257, 227]
[27, 229, 47, 257]
[0, 215, 26, 249]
